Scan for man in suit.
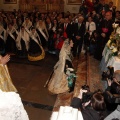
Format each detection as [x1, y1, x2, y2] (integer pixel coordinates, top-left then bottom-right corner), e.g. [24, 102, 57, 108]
[60, 17, 72, 39]
[73, 16, 86, 58]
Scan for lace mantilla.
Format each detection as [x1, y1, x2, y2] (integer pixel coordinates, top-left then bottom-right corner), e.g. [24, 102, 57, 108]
[0, 90, 29, 120]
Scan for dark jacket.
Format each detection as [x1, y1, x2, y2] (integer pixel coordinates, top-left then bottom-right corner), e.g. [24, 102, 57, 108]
[73, 22, 86, 39]
[106, 82, 120, 95]
[60, 23, 72, 39]
[71, 97, 106, 120]
[99, 19, 114, 45]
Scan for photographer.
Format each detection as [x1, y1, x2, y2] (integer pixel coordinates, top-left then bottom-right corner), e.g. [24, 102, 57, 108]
[103, 70, 120, 106]
[102, 66, 114, 91]
[105, 70, 120, 95]
[71, 85, 106, 120]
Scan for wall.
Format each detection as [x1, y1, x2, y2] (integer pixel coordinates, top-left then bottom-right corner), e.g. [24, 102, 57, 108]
[0, 0, 77, 13]
[114, 0, 120, 11]
[0, 0, 19, 11]
[107, 0, 120, 11]
[0, 0, 119, 12]
[64, 0, 80, 13]
[0, 0, 81, 13]
[63, 0, 120, 13]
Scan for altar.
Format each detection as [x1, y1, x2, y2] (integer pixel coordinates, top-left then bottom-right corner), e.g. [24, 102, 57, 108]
[100, 46, 120, 72]
[100, 22, 120, 72]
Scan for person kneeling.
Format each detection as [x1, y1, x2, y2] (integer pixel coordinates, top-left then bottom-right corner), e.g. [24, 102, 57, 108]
[71, 86, 106, 120]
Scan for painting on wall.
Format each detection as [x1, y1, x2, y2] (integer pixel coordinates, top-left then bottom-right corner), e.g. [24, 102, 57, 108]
[4, 0, 17, 4]
[67, 0, 82, 5]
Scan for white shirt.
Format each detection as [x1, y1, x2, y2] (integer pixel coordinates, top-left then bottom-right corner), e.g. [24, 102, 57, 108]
[86, 21, 96, 35]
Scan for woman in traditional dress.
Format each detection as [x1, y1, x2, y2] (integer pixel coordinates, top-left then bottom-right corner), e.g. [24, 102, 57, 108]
[28, 27, 45, 61]
[12, 18, 19, 31]
[5, 23, 18, 54]
[47, 39, 74, 94]
[16, 26, 29, 58]
[36, 19, 49, 48]
[0, 54, 17, 92]
[22, 17, 32, 34]
[48, 19, 59, 54]
[0, 25, 6, 55]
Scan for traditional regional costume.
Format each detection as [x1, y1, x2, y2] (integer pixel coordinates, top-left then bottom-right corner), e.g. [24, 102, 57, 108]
[16, 26, 29, 58]
[28, 27, 45, 61]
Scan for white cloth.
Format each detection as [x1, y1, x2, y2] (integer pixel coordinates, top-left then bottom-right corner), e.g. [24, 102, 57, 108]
[102, 46, 112, 63]
[85, 21, 96, 35]
[0, 90, 29, 120]
[101, 46, 120, 72]
[107, 56, 120, 71]
[16, 29, 29, 51]
[22, 21, 32, 30]
[0, 25, 6, 41]
[50, 106, 83, 120]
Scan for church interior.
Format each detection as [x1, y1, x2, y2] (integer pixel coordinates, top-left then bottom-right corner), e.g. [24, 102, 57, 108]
[0, 0, 120, 120]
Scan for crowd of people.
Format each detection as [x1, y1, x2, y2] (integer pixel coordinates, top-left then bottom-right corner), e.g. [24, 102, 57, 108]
[70, 69, 120, 120]
[0, 0, 119, 61]
[0, 0, 120, 119]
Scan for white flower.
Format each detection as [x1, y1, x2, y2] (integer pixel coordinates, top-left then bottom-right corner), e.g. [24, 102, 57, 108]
[110, 45, 114, 50]
[112, 23, 119, 28]
[118, 52, 120, 55]
[116, 27, 120, 34]
[107, 40, 111, 47]
[112, 47, 117, 53]
[67, 68, 74, 71]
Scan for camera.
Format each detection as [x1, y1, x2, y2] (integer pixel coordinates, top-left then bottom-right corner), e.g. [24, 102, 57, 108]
[102, 66, 114, 80]
[82, 85, 90, 91]
[82, 85, 92, 103]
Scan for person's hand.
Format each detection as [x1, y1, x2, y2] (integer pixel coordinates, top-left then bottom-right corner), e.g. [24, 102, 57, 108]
[83, 100, 91, 107]
[107, 78, 112, 86]
[78, 89, 87, 99]
[101, 33, 106, 38]
[113, 77, 120, 85]
[0, 54, 10, 65]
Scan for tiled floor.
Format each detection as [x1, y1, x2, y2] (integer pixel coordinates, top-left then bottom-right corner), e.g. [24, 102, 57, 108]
[24, 106, 52, 120]
[8, 53, 58, 120]
[7, 52, 102, 120]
